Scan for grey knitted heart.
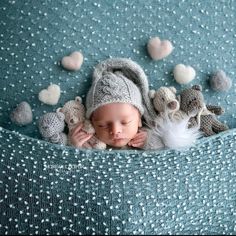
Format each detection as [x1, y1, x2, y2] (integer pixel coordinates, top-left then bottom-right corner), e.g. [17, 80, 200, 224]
[10, 102, 33, 126]
[210, 70, 232, 92]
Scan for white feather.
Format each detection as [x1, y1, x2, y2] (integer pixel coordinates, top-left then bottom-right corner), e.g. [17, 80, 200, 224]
[154, 113, 202, 150]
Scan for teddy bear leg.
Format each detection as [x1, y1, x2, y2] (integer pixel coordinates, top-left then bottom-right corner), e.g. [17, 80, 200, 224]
[211, 120, 229, 133]
[200, 126, 216, 137]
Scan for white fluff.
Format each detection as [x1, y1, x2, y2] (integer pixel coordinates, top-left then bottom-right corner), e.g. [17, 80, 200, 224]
[154, 113, 202, 150]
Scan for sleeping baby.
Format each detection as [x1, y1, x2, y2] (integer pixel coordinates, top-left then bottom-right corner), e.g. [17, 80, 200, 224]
[69, 58, 200, 150]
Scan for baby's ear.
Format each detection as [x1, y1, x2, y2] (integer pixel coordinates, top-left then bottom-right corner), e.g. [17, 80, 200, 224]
[138, 118, 142, 128]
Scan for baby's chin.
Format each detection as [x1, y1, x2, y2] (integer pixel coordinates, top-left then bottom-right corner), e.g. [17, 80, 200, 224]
[108, 138, 130, 148]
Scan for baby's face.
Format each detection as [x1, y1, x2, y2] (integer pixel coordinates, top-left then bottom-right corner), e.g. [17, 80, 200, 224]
[91, 103, 141, 147]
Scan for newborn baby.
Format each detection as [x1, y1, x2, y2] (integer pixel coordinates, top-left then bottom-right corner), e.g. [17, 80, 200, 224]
[70, 102, 147, 148]
[69, 58, 159, 149]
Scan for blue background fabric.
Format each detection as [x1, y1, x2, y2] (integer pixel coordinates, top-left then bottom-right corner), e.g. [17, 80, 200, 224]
[0, 0, 236, 234]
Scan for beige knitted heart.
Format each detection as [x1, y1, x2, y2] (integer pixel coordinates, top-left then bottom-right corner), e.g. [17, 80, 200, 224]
[147, 37, 173, 60]
[61, 51, 83, 71]
[38, 84, 61, 105]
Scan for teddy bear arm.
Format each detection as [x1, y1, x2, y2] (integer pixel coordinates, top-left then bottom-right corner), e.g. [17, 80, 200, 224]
[206, 105, 224, 115]
[188, 117, 198, 129]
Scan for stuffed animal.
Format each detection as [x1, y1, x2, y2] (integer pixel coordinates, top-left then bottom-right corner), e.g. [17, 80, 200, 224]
[179, 85, 229, 136]
[149, 86, 179, 116]
[58, 97, 106, 149]
[149, 86, 201, 149]
[149, 85, 203, 126]
[38, 111, 67, 145]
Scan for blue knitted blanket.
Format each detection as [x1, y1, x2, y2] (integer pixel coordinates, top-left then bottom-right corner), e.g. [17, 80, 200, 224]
[0, 0, 236, 234]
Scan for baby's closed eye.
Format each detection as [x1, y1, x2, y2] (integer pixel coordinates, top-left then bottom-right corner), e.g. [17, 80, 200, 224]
[121, 120, 132, 125]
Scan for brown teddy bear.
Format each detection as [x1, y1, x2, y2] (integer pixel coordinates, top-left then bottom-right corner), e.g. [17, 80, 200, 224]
[179, 85, 229, 136]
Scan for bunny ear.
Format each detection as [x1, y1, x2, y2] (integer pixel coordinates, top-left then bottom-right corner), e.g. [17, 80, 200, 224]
[192, 85, 202, 91]
[75, 96, 82, 103]
[169, 86, 177, 94]
[149, 90, 156, 99]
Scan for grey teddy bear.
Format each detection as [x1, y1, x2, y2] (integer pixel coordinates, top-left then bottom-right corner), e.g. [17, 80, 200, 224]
[179, 85, 229, 136]
[38, 111, 67, 145]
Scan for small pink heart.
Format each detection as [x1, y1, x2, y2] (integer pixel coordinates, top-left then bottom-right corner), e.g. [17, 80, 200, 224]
[61, 51, 83, 71]
[147, 37, 173, 60]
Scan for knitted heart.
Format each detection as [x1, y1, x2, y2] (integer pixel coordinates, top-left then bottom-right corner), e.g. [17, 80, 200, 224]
[174, 64, 196, 84]
[61, 51, 83, 71]
[210, 70, 232, 92]
[147, 37, 173, 60]
[38, 84, 61, 105]
[10, 101, 33, 126]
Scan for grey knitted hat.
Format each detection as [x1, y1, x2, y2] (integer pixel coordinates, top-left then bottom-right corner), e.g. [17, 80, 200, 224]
[86, 58, 157, 125]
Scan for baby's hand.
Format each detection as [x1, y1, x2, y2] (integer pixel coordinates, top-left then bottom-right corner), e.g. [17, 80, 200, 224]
[128, 130, 148, 148]
[69, 123, 93, 148]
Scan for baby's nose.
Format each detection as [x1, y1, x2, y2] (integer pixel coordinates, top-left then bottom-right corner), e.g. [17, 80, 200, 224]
[110, 122, 122, 135]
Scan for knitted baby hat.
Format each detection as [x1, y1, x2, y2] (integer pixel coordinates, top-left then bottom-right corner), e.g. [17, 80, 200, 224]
[86, 58, 157, 124]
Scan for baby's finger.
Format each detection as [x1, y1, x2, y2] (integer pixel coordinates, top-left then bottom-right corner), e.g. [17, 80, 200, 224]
[76, 132, 92, 140]
[83, 143, 92, 149]
[134, 132, 146, 139]
[130, 142, 145, 148]
[131, 136, 146, 144]
[81, 134, 93, 143]
[71, 123, 83, 135]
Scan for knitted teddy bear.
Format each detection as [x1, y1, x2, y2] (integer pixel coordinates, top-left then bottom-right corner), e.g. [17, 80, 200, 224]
[58, 96, 106, 149]
[179, 85, 229, 136]
[149, 86, 179, 117]
[38, 111, 67, 145]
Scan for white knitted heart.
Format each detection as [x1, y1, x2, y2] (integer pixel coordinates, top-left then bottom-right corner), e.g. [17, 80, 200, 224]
[38, 84, 61, 105]
[61, 51, 83, 71]
[173, 64, 196, 84]
[147, 37, 173, 60]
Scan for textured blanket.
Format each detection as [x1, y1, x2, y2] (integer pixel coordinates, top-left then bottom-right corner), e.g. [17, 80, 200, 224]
[0, 0, 236, 234]
[1, 127, 236, 234]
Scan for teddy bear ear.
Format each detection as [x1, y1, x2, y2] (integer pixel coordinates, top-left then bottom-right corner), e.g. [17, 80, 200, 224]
[75, 96, 82, 103]
[56, 107, 63, 113]
[149, 90, 156, 99]
[177, 95, 181, 103]
[56, 111, 65, 121]
[169, 86, 177, 94]
[192, 85, 202, 91]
